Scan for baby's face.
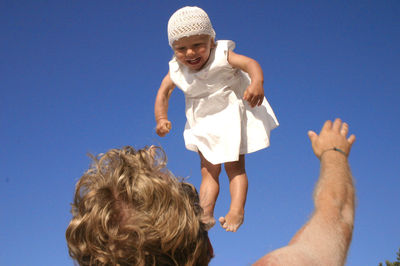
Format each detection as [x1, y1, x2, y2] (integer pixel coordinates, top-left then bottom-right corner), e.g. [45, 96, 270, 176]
[172, 35, 215, 71]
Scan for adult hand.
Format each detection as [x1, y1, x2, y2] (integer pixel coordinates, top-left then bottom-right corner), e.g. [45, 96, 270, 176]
[156, 119, 172, 137]
[308, 118, 356, 159]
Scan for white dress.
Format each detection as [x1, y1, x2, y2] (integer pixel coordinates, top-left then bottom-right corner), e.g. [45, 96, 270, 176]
[169, 40, 279, 164]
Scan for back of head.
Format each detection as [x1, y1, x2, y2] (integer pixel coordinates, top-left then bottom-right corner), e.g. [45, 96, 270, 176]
[66, 146, 211, 265]
[167, 6, 216, 47]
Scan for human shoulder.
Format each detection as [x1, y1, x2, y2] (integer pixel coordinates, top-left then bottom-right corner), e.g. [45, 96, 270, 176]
[213, 40, 236, 63]
[168, 55, 181, 73]
[215, 40, 236, 51]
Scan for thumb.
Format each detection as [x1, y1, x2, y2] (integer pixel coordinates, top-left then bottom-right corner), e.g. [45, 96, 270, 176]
[348, 134, 356, 146]
[308, 130, 317, 143]
[243, 90, 248, 100]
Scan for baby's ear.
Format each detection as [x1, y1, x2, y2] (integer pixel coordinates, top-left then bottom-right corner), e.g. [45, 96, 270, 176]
[210, 38, 216, 48]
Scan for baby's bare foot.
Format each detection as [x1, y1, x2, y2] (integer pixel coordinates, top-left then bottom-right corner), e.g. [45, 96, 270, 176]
[202, 215, 216, 230]
[218, 211, 244, 232]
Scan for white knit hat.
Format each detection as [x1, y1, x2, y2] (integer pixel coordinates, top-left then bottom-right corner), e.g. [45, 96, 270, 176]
[167, 6, 216, 47]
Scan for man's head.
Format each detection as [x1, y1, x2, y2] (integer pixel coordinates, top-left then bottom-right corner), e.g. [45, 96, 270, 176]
[66, 146, 212, 265]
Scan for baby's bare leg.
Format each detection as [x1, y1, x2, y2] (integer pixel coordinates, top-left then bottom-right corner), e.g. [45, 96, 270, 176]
[219, 155, 247, 232]
[199, 153, 221, 230]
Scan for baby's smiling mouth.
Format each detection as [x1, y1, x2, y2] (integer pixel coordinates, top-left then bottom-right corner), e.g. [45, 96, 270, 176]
[186, 57, 201, 65]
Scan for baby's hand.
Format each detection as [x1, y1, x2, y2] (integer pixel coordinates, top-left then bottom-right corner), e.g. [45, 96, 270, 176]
[156, 119, 172, 137]
[243, 82, 264, 107]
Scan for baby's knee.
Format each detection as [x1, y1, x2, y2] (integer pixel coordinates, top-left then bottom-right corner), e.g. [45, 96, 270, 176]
[201, 162, 221, 176]
[224, 160, 245, 176]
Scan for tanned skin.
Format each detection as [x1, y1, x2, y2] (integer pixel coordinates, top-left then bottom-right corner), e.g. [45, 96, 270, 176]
[254, 118, 356, 266]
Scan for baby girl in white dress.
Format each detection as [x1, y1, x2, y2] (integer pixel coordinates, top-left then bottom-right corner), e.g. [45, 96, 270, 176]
[155, 6, 279, 232]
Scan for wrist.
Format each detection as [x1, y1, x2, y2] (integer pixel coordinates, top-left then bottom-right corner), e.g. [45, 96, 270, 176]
[156, 117, 168, 123]
[319, 147, 347, 160]
[251, 79, 263, 86]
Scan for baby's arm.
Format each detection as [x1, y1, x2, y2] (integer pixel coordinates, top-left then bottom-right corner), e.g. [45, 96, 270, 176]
[228, 50, 264, 107]
[154, 72, 175, 137]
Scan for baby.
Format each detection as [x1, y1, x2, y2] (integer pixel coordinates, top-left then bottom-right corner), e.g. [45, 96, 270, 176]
[154, 6, 278, 232]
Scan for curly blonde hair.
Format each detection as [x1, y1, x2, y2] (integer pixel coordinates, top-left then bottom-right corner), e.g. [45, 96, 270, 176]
[66, 146, 212, 265]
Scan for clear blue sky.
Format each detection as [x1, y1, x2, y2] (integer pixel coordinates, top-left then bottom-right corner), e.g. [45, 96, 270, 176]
[1, 1, 399, 265]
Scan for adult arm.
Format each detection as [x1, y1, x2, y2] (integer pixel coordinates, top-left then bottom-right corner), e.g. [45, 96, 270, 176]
[254, 118, 356, 266]
[154, 72, 175, 137]
[228, 50, 264, 107]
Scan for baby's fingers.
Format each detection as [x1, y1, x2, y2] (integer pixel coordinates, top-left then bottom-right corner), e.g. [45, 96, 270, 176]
[156, 123, 170, 137]
[251, 97, 262, 107]
[255, 96, 263, 106]
[243, 90, 249, 101]
[243, 92, 261, 107]
[162, 123, 172, 134]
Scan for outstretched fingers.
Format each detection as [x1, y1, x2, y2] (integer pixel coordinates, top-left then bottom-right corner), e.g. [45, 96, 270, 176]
[321, 119, 333, 132]
[332, 118, 342, 132]
[340, 122, 349, 136]
[348, 134, 356, 146]
[308, 130, 317, 143]
[309, 118, 356, 158]
[340, 121, 356, 146]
